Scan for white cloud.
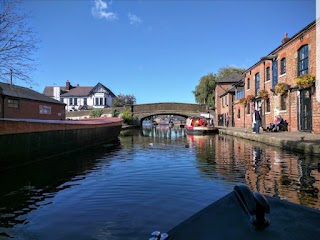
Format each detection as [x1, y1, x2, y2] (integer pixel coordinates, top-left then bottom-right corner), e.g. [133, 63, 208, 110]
[91, 0, 118, 21]
[128, 13, 142, 25]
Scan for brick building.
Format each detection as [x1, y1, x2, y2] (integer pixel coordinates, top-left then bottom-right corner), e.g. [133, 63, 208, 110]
[215, 72, 244, 127]
[216, 20, 319, 133]
[0, 82, 66, 120]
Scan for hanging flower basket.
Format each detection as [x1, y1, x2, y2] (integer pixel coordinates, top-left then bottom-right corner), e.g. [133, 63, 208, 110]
[275, 83, 288, 96]
[295, 74, 315, 89]
[246, 94, 255, 102]
[239, 97, 248, 106]
[258, 89, 269, 99]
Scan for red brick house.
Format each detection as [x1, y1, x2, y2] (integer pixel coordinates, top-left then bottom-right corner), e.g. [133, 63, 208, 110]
[216, 20, 319, 133]
[215, 72, 244, 127]
[0, 82, 66, 120]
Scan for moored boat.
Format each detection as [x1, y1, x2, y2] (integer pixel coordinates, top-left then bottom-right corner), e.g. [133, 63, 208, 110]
[184, 116, 217, 135]
[0, 117, 123, 171]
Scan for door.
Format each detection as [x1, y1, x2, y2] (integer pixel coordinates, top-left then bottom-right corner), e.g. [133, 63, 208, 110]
[218, 114, 224, 126]
[299, 88, 312, 131]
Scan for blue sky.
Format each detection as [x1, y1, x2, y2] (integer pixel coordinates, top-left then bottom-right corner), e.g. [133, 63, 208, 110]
[22, 0, 316, 104]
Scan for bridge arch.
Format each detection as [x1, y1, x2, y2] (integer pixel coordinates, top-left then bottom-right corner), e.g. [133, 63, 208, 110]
[125, 102, 210, 125]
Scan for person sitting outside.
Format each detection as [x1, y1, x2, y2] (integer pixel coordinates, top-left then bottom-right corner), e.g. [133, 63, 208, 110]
[269, 115, 283, 132]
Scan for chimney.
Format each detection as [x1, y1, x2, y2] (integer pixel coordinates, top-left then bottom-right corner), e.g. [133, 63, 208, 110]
[66, 80, 70, 90]
[281, 32, 290, 44]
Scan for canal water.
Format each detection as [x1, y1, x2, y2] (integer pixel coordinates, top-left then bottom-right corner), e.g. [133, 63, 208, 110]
[1, 126, 320, 240]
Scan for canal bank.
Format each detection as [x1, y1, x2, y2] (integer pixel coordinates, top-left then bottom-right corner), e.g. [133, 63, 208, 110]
[218, 127, 320, 156]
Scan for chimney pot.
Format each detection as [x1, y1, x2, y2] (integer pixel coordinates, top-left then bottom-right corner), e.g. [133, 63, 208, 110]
[66, 80, 70, 90]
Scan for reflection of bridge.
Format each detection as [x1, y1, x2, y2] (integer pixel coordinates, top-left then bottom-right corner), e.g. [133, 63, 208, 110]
[125, 102, 208, 124]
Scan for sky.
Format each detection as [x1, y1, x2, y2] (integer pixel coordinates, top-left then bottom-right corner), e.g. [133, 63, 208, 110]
[19, 0, 316, 104]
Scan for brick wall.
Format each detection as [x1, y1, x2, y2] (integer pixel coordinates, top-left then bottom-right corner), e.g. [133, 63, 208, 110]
[3, 97, 66, 120]
[230, 22, 319, 133]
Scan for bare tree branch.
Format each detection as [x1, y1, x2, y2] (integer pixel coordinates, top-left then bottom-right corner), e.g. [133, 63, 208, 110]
[0, 0, 38, 84]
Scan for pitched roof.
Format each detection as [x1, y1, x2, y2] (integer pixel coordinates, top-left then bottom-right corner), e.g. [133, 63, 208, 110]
[60, 87, 93, 97]
[216, 72, 244, 84]
[0, 83, 65, 105]
[245, 20, 316, 74]
[43, 82, 116, 98]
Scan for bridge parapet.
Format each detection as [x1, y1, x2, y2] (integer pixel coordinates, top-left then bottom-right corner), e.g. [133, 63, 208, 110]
[131, 102, 207, 114]
[125, 102, 209, 124]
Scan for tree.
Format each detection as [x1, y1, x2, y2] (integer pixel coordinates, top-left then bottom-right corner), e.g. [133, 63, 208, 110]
[193, 66, 245, 108]
[193, 73, 216, 108]
[0, 0, 38, 84]
[112, 94, 136, 107]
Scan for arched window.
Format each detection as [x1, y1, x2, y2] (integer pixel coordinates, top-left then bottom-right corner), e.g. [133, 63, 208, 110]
[280, 58, 286, 74]
[298, 45, 308, 76]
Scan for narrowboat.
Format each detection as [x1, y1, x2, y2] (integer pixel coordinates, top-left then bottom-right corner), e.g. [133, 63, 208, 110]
[184, 116, 217, 135]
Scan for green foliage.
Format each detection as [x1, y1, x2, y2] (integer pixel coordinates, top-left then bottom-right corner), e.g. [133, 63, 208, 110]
[90, 109, 103, 118]
[193, 66, 245, 108]
[112, 94, 136, 107]
[193, 73, 216, 107]
[121, 110, 133, 124]
[216, 66, 245, 80]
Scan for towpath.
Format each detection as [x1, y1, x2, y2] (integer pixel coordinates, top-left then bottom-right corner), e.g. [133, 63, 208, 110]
[218, 127, 320, 156]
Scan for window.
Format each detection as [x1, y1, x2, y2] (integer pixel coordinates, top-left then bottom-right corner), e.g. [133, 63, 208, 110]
[255, 73, 260, 95]
[246, 103, 250, 114]
[298, 45, 308, 76]
[266, 98, 270, 112]
[247, 78, 250, 90]
[74, 98, 77, 106]
[39, 105, 51, 114]
[69, 98, 73, 105]
[84, 98, 87, 105]
[100, 98, 103, 106]
[104, 98, 107, 106]
[236, 89, 244, 99]
[266, 67, 270, 81]
[237, 109, 240, 119]
[95, 98, 99, 105]
[280, 95, 286, 110]
[8, 99, 19, 108]
[60, 97, 64, 103]
[280, 58, 286, 74]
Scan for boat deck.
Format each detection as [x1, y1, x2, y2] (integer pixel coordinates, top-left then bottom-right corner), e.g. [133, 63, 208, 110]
[167, 188, 320, 240]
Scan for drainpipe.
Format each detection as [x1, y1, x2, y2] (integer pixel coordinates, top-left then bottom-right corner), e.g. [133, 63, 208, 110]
[0, 88, 4, 118]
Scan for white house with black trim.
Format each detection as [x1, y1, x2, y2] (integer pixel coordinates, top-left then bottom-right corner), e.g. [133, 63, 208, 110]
[43, 80, 116, 112]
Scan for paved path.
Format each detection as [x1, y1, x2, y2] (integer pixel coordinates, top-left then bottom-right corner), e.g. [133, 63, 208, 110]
[218, 127, 320, 156]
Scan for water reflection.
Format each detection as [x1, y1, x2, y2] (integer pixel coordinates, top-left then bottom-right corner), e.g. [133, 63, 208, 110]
[0, 141, 121, 231]
[187, 134, 320, 209]
[141, 125, 185, 139]
[1, 129, 320, 239]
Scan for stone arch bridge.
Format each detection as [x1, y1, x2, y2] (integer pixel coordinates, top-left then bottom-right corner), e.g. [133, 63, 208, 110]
[125, 102, 208, 124]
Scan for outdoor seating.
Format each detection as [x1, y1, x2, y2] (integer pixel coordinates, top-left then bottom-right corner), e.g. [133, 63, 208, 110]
[268, 119, 288, 132]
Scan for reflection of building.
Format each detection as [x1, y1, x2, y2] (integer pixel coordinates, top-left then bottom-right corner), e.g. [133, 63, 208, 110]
[211, 134, 320, 209]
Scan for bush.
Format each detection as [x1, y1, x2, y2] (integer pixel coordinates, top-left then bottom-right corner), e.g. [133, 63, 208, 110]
[121, 110, 133, 124]
[90, 109, 103, 118]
